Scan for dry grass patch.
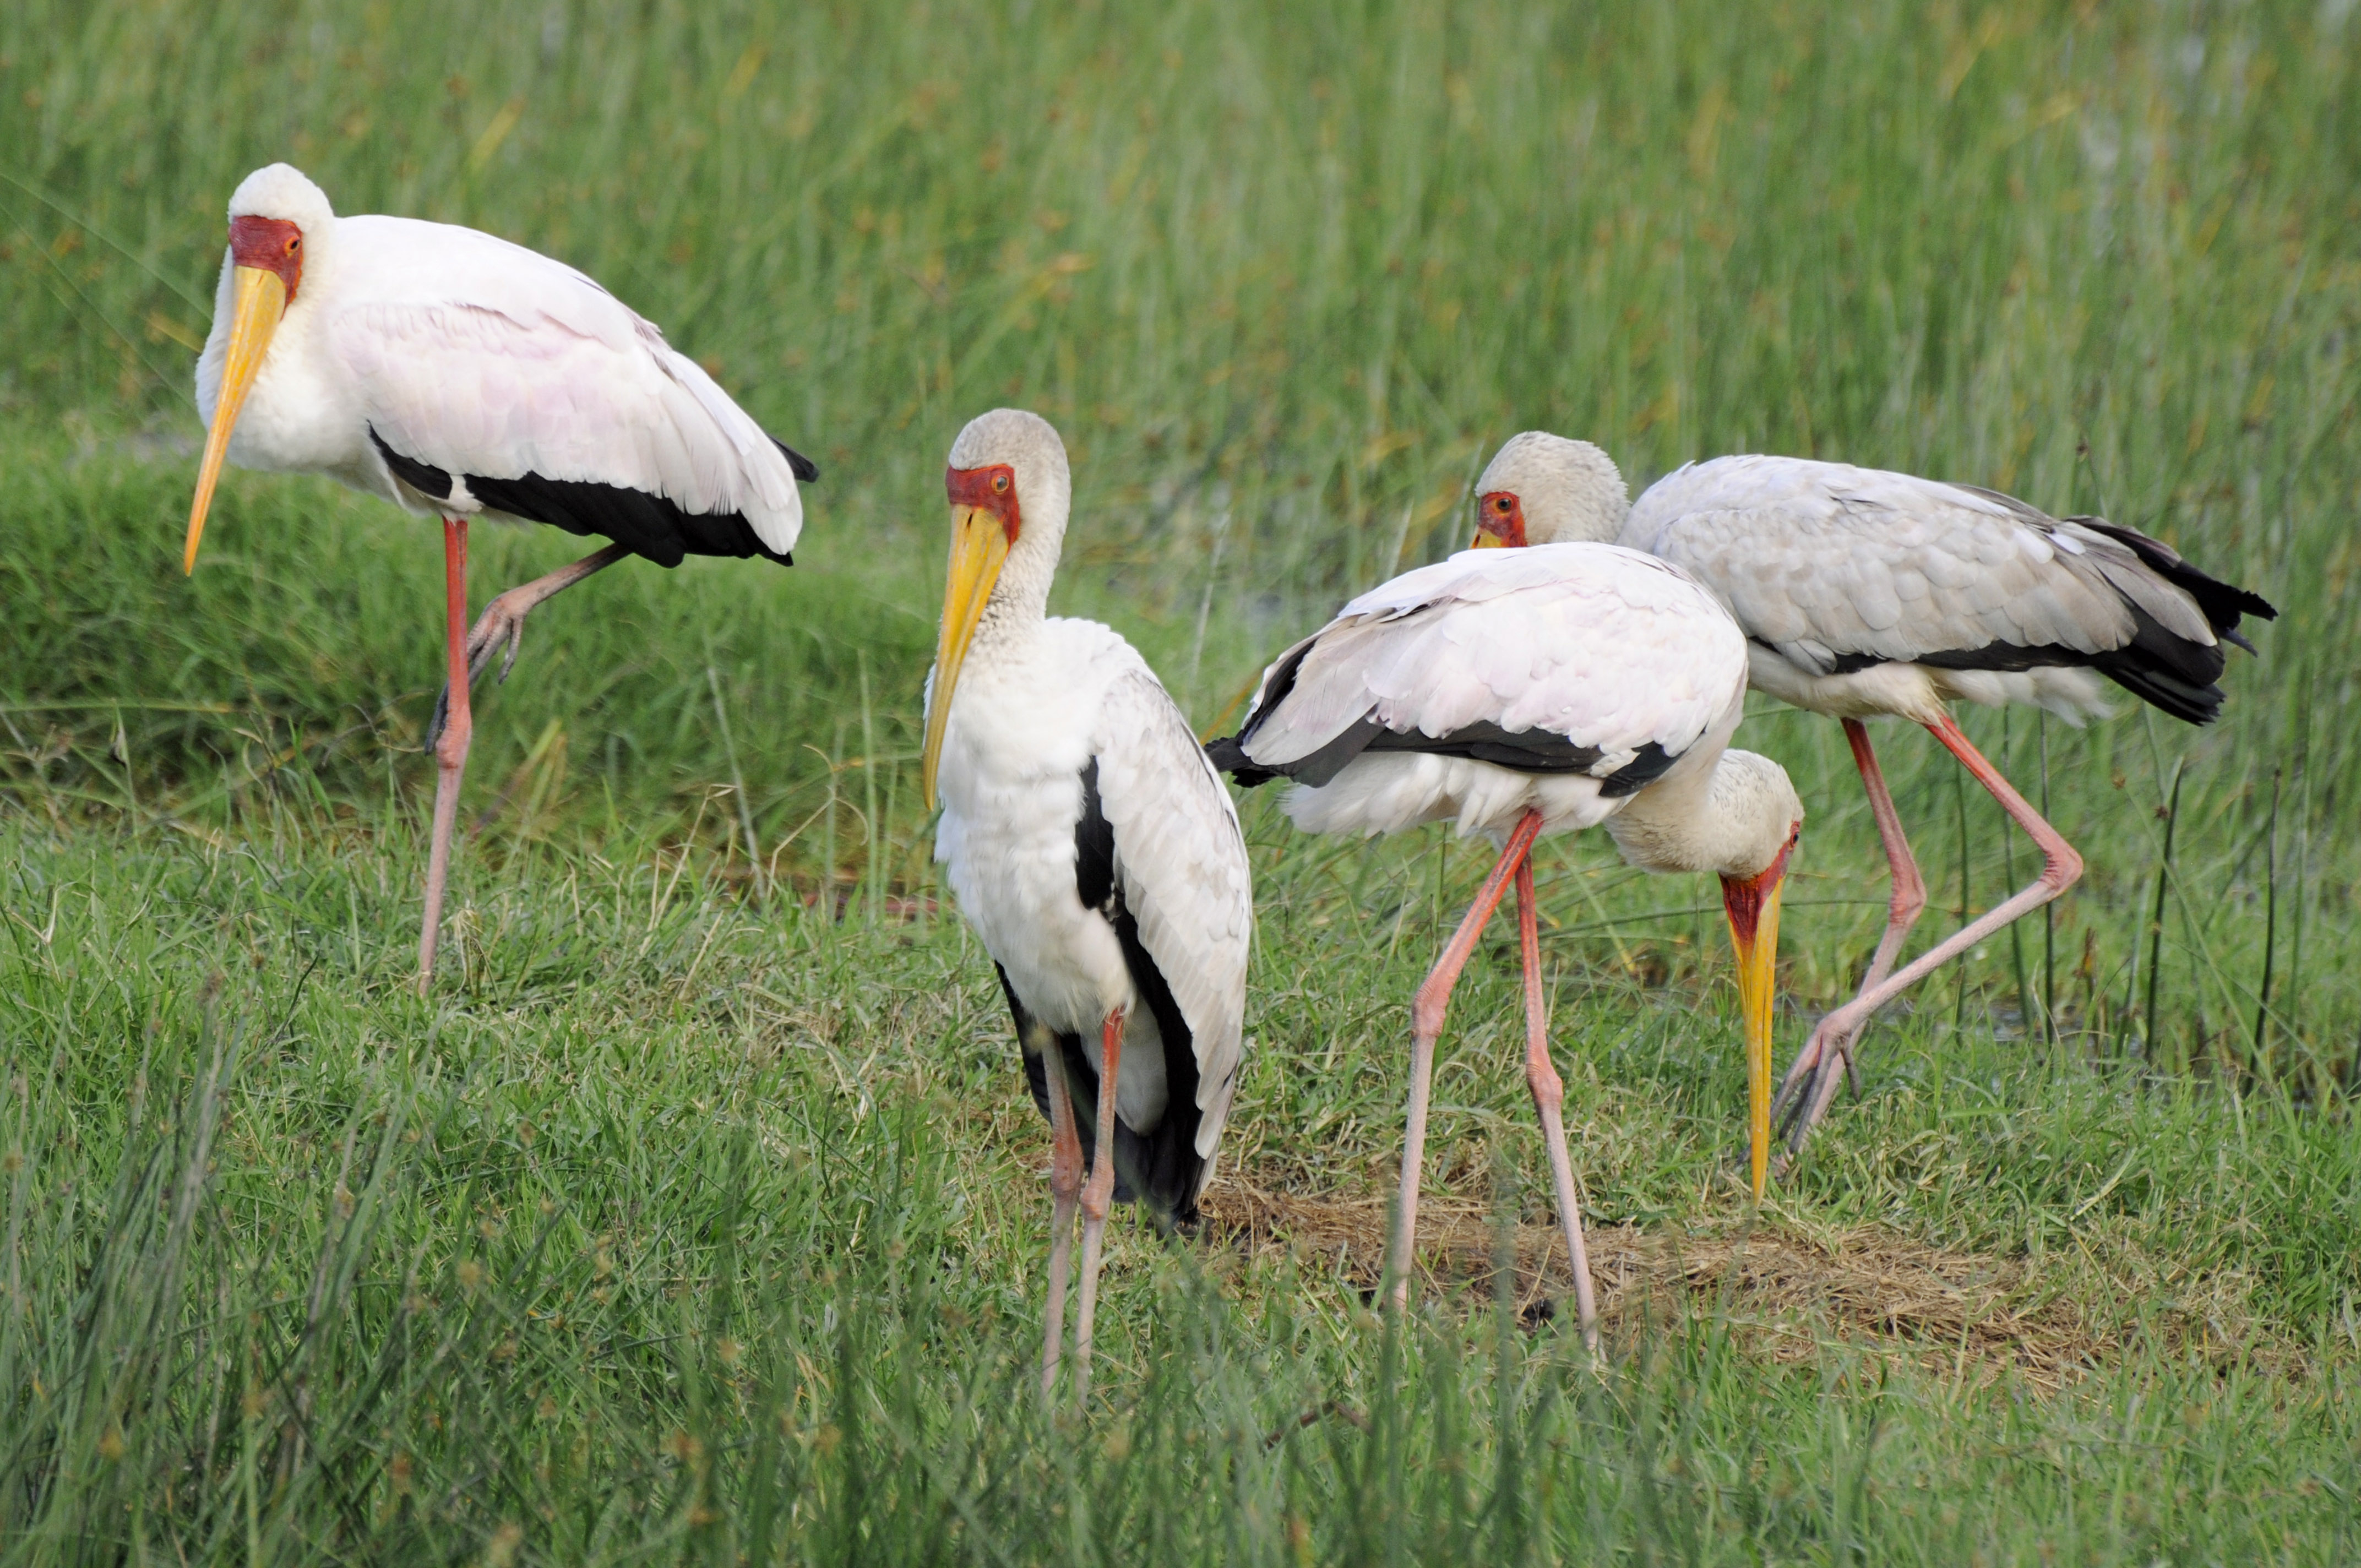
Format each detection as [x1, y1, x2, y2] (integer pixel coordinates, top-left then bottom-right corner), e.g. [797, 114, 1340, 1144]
[1201, 1174, 2288, 1391]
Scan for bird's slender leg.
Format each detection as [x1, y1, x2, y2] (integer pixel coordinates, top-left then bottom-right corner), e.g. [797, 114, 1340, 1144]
[1387, 808, 1545, 1315]
[1071, 1006, 1125, 1405]
[1515, 852, 1599, 1353]
[426, 543, 632, 748]
[1772, 718, 1928, 1139]
[1782, 711, 2083, 1154]
[417, 516, 473, 993]
[1037, 1042, 1085, 1401]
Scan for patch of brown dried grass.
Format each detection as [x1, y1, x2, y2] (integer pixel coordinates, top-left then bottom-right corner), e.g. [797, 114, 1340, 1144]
[1199, 1174, 2289, 1392]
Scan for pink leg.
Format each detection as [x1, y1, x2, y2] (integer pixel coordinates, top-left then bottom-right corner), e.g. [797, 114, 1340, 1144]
[1036, 1041, 1085, 1400]
[1071, 1008, 1125, 1404]
[1516, 854, 1599, 1352]
[1387, 809, 1544, 1314]
[417, 518, 474, 993]
[1783, 712, 2083, 1154]
[427, 543, 632, 748]
[1772, 719, 1928, 1136]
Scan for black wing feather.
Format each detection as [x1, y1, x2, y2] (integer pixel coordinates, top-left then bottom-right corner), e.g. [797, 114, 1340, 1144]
[371, 427, 801, 569]
[1209, 711, 1675, 798]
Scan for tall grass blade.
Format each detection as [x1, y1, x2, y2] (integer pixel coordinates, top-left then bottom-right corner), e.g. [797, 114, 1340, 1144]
[2254, 766, 2280, 1063]
[2144, 760, 2186, 1069]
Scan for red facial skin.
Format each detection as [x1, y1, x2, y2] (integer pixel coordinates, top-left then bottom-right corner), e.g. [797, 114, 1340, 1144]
[1718, 827, 1800, 946]
[946, 464, 1021, 542]
[1476, 490, 1529, 547]
[229, 215, 305, 302]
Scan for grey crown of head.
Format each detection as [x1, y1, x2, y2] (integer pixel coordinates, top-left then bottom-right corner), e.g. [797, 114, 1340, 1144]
[1475, 431, 1631, 545]
[949, 407, 1070, 492]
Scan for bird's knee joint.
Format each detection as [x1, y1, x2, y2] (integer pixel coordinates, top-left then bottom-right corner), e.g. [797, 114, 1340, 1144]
[1525, 1060, 1564, 1110]
[1410, 994, 1448, 1042]
[434, 723, 472, 770]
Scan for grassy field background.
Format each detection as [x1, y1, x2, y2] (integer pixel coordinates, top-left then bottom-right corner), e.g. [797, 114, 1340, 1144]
[4, 0, 2359, 1561]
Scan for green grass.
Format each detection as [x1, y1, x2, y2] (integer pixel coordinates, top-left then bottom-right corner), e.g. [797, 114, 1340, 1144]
[4, 0, 2360, 1561]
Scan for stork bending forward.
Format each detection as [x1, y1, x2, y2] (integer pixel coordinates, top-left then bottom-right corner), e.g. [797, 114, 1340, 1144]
[1210, 541, 1801, 1345]
[186, 164, 815, 989]
[922, 410, 1252, 1402]
[1471, 433, 2275, 1158]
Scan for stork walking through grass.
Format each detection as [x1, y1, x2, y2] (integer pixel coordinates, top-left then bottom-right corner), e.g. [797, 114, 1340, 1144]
[921, 409, 1252, 1402]
[183, 163, 817, 990]
[1207, 541, 1802, 1345]
[1469, 433, 2276, 1160]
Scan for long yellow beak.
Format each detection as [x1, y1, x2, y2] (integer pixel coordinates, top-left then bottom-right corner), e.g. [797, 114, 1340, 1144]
[920, 504, 1011, 809]
[1720, 867, 1787, 1200]
[1471, 529, 1510, 549]
[184, 266, 287, 574]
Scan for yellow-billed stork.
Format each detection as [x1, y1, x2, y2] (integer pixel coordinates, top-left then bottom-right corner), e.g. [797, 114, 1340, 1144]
[1469, 432, 2275, 1156]
[183, 164, 816, 990]
[1207, 542, 1802, 1343]
[921, 409, 1252, 1401]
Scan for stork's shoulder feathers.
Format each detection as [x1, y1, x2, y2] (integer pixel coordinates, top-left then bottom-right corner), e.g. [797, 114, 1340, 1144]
[322, 216, 804, 553]
[328, 217, 645, 345]
[1075, 630, 1253, 1161]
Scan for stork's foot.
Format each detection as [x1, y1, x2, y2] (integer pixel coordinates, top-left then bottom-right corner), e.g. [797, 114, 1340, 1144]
[1771, 1018, 1859, 1169]
[1769, 1024, 1834, 1130]
[424, 542, 630, 749]
[426, 594, 532, 749]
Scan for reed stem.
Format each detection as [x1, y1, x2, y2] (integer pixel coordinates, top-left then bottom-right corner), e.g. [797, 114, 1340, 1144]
[2253, 766, 2281, 1063]
[2143, 760, 2185, 1068]
[2003, 709, 2032, 1041]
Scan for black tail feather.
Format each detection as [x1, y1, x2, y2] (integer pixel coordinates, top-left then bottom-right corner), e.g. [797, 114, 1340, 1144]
[2080, 520, 2274, 725]
[773, 437, 820, 483]
[2074, 519, 2277, 639]
[1203, 733, 1274, 787]
[998, 944, 1207, 1230]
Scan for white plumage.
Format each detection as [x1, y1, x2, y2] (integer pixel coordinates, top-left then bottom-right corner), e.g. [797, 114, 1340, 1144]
[932, 624, 1251, 1157]
[1236, 543, 1750, 842]
[922, 409, 1250, 1400]
[1623, 455, 2234, 727]
[195, 164, 804, 558]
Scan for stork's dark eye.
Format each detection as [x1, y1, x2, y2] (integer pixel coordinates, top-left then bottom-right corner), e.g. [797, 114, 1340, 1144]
[992, 473, 1010, 494]
[1494, 496, 1512, 512]
[287, 236, 301, 253]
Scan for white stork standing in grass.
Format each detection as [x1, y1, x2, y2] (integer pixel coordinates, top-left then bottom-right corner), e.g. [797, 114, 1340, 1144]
[183, 163, 816, 990]
[920, 409, 1252, 1402]
[1468, 432, 2276, 1158]
[1206, 541, 1803, 1345]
